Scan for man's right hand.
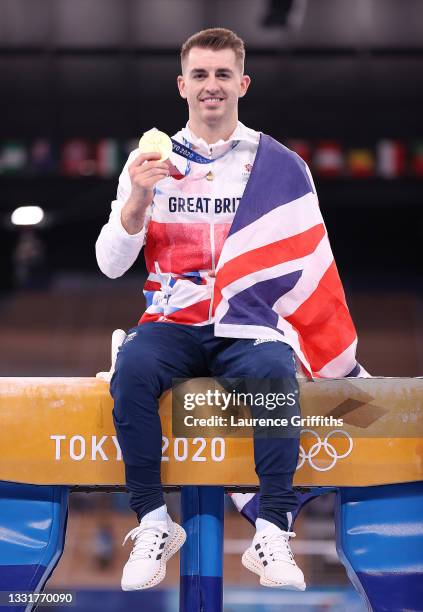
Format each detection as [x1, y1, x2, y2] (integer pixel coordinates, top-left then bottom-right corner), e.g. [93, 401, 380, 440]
[121, 152, 170, 235]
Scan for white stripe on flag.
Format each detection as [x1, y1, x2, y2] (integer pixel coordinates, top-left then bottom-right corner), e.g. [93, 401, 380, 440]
[316, 338, 358, 377]
[287, 511, 293, 531]
[217, 192, 321, 268]
[217, 241, 328, 304]
[229, 492, 256, 512]
[273, 235, 333, 317]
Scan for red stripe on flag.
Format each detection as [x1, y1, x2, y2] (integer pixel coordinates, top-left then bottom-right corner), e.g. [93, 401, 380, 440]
[214, 223, 326, 309]
[138, 312, 164, 324]
[138, 299, 211, 325]
[166, 300, 211, 324]
[285, 261, 357, 372]
[212, 284, 221, 317]
[144, 280, 162, 291]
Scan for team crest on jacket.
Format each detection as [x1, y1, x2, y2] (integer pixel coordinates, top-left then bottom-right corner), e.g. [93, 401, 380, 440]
[242, 163, 253, 181]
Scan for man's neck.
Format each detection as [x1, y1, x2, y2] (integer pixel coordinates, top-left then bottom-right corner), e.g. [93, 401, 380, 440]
[187, 117, 238, 145]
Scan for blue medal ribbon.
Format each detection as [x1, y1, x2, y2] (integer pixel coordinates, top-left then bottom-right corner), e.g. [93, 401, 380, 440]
[171, 138, 238, 165]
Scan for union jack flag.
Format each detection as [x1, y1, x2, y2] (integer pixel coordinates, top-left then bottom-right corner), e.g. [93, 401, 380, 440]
[214, 134, 367, 379]
[216, 135, 369, 523]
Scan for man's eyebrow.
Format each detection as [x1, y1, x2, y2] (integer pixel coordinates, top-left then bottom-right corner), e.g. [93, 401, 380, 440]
[190, 68, 234, 75]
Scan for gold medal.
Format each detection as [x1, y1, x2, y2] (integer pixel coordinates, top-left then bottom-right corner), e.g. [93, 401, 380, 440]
[139, 128, 173, 161]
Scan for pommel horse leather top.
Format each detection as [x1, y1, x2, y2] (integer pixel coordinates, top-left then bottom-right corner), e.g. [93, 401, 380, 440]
[0, 377, 422, 488]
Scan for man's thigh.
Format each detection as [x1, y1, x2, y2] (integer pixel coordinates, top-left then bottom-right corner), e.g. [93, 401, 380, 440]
[111, 322, 208, 395]
[211, 338, 297, 379]
[211, 338, 300, 431]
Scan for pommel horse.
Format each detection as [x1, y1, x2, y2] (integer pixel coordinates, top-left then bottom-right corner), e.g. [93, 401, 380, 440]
[0, 374, 422, 611]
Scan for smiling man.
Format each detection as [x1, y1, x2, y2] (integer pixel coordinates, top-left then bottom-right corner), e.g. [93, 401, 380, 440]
[177, 44, 250, 142]
[96, 27, 367, 593]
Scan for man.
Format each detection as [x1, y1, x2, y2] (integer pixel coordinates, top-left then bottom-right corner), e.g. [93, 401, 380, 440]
[96, 28, 366, 592]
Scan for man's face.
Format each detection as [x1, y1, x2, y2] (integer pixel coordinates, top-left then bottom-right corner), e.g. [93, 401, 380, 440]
[177, 47, 251, 126]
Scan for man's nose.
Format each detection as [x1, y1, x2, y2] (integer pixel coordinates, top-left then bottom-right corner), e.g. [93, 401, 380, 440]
[204, 75, 220, 92]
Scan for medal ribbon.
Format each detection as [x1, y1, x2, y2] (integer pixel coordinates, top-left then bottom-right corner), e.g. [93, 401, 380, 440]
[171, 138, 238, 164]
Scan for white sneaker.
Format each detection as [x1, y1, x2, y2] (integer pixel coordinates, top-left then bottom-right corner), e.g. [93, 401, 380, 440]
[121, 514, 186, 590]
[242, 523, 306, 590]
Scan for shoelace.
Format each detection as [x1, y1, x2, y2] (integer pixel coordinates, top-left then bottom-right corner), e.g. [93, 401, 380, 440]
[261, 530, 296, 565]
[122, 524, 168, 561]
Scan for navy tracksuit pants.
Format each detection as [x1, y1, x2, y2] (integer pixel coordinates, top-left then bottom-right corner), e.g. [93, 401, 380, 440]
[110, 322, 300, 531]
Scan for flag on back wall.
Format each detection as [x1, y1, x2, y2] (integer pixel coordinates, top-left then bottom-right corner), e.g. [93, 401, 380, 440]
[123, 139, 139, 160]
[411, 142, 423, 177]
[95, 139, 120, 177]
[346, 148, 375, 178]
[286, 139, 312, 166]
[376, 139, 407, 178]
[0, 141, 27, 175]
[313, 140, 343, 177]
[3, 138, 422, 178]
[30, 139, 56, 175]
[61, 140, 96, 177]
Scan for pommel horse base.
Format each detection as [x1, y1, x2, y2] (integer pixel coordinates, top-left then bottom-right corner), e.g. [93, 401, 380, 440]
[0, 377, 422, 611]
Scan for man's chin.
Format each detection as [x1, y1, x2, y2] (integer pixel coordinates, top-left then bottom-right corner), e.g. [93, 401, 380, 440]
[200, 109, 225, 123]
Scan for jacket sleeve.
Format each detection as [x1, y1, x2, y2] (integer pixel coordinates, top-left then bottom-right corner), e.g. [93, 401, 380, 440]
[95, 150, 150, 279]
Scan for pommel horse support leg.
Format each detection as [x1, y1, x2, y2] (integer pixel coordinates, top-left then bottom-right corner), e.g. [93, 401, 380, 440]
[180, 486, 224, 612]
[0, 482, 69, 612]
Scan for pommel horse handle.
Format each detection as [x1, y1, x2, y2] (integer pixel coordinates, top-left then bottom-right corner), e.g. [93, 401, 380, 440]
[111, 329, 126, 371]
[96, 329, 126, 383]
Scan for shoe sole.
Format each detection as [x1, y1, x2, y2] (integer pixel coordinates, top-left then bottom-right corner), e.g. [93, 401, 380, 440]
[122, 523, 187, 591]
[242, 549, 306, 591]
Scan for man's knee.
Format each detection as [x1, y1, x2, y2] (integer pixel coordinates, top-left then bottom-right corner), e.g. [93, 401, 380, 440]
[251, 343, 297, 379]
[111, 343, 161, 396]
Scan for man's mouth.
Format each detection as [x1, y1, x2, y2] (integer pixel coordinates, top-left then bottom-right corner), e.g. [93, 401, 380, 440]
[200, 97, 225, 103]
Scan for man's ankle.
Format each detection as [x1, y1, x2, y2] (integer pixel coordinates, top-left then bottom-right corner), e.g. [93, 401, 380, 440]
[138, 504, 167, 523]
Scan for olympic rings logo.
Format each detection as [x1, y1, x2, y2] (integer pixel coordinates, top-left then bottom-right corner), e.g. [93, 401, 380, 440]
[296, 429, 353, 472]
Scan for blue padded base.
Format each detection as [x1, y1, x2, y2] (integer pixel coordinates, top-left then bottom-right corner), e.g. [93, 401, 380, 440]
[0, 482, 69, 612]
[336, 482, 423, 612]
[180, 575, 223, 612]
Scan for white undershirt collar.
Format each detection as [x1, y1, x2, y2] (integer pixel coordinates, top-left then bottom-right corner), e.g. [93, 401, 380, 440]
[181, 120, 259, 153]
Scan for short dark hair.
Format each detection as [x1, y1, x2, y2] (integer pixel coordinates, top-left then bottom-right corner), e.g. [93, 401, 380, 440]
[180, 28, 245, 72]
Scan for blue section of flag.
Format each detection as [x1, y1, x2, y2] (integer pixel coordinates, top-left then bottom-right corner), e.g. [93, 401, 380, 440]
[236, 488, 335, 528]
[221, 270, 302, 327]
[229, 134, 314, 235]
[346, 363, 361, 377]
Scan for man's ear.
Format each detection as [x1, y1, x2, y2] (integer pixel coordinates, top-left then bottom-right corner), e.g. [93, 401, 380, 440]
[177, 75, 187, 99]
[239, 74, 251, 98]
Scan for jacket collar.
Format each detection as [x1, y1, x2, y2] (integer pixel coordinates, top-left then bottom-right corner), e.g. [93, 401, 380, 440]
[181, 121, 259, 154]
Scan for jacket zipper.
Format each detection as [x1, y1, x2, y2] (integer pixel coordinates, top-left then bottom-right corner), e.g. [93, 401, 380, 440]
[208, 147, 215, 323]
